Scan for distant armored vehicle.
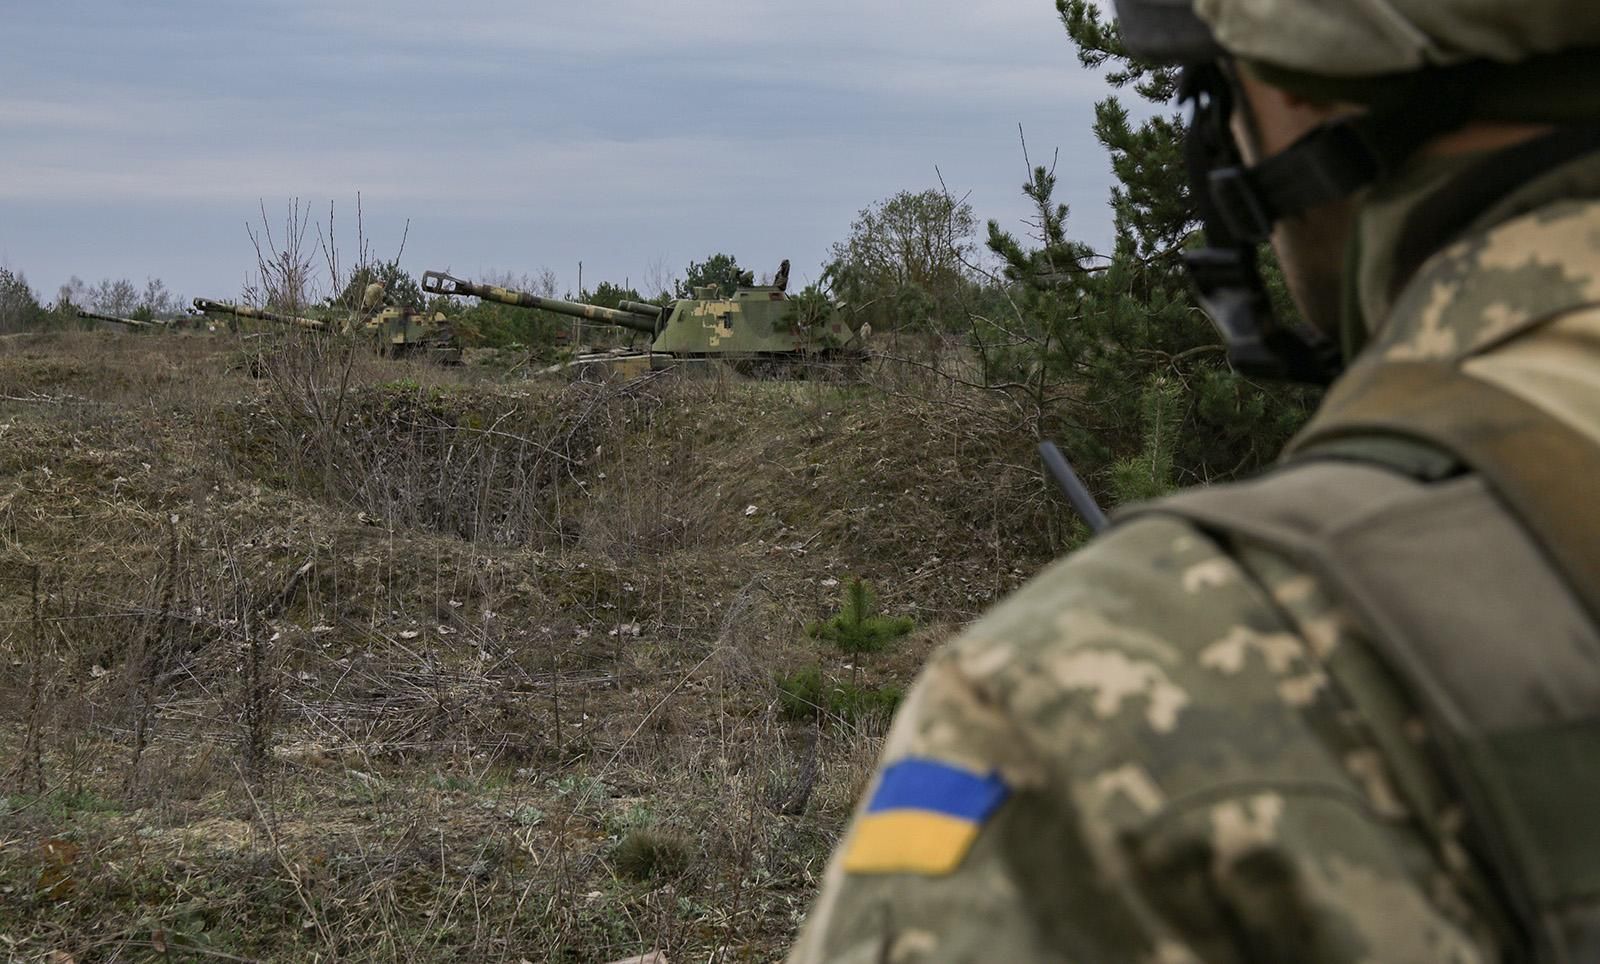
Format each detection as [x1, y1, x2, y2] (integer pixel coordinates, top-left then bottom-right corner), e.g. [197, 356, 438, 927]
[192, 298, 461, 362]
[420, 264, 867, 377]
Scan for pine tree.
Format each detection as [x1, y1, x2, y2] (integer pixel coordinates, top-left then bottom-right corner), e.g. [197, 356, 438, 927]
[680, 254, 751, 298]
[0, 268, 47, 333]
[808, 578, 914, 687]
[976, 3, 1320, 504]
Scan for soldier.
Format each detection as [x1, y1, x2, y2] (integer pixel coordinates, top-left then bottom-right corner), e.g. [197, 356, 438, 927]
[789, 1, 1600, 961]
[775, 258, 791, 293]
[361, 280, 387, 313]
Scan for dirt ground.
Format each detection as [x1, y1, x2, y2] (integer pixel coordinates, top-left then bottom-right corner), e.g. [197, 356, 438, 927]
[0, 330, 1078, 962]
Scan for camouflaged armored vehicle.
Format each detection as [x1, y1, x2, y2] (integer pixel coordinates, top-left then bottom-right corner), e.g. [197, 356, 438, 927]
[192, 298, 462, 362]
[420, 263, 867, 378]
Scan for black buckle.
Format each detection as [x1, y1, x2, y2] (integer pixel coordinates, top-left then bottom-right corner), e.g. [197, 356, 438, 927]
[1183, 247, 1277, 373]
[1184, 246, 1338, 383]
[1183, 245, 1255, 293]
[1208, 166, 1275, 243]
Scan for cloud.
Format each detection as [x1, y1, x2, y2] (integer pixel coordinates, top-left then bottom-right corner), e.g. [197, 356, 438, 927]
[304, 0, 1060, 56]
[0, 129, 880, 205]
[0, 0, 1128, 300]
[0, 99, 152, 133]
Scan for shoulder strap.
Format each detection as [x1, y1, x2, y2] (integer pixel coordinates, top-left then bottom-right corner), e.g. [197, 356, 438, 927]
[1289, 360, 1600, 629]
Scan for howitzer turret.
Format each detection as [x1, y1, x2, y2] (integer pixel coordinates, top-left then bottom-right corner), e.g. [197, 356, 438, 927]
[421, 264, 867, 378]
[77, 309, 161, 330]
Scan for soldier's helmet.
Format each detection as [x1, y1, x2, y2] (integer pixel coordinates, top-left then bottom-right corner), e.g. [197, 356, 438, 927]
[1113, 0, 1600, 117]
[361, 280, 387, 311]
[1109, 0, 1600, 382]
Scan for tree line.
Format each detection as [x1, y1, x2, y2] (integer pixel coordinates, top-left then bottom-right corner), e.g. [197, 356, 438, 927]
[0, 269, 187, 331]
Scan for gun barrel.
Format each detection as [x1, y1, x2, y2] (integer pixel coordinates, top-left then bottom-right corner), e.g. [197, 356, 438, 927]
[192, 298, 327, 331]
[618, 300, 662, 319]
[421, 271, 658, 335]
[76, 309, 156, 329]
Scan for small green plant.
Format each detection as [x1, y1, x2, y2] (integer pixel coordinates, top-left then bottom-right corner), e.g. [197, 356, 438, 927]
[612, 827, 693, 882]
[8, 788, 122, 820]
[430, 772, 474, 792]
[808, 577, 914, 685]
[511, 805, 545, 827]
[780, 578, 915, 724]
[830, 681, 904, 721]
[777, 665, 826, 720]
[547, 774, 610, 799]
[777, 666, 904, 723]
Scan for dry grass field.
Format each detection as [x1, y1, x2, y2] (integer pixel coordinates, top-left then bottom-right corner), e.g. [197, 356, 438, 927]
[0, 329, 1078, 962]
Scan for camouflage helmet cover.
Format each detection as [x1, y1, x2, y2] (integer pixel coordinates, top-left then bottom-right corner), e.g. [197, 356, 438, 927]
[1113, 0, 1600, 77]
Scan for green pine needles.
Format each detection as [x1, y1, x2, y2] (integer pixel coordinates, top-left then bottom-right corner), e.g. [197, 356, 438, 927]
[806, 578, 914, 661]
[1110, 376, 1183, 503]
[779, 578, 914, 724]
[962, 0, 1324, 523]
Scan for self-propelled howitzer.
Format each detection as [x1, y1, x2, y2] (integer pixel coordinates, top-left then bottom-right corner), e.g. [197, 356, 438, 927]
[421, 266, 866, 377]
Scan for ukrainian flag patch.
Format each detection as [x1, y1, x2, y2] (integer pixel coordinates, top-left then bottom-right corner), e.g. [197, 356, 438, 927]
[842, 757, 1010, 875]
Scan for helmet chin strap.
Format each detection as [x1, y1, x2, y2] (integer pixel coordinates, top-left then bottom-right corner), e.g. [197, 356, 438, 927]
[1179, 64, 1470, 384]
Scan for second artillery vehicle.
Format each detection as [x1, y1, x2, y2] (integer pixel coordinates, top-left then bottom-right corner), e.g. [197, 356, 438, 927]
[421, 262, 868, 378]
[192, 298, 462, 362]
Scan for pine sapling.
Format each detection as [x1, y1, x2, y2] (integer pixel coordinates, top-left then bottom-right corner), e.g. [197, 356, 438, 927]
[808, 578, 914, 688]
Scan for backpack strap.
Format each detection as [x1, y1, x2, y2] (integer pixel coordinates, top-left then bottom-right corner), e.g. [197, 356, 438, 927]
[1290, 360, 1600, 629]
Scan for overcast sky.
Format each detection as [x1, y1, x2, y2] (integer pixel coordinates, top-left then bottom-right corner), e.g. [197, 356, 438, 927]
[1, 0, 1130, 305]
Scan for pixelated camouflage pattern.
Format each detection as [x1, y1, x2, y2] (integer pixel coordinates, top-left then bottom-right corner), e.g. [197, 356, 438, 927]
[787, 141, 1600, 964]
[1191, 0, 1600, 78]
[1376, 202, 1600, 366]
[353, 306, 459, 360]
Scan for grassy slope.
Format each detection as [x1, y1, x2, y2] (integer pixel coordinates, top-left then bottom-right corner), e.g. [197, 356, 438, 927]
[0, 331, 1077, 962]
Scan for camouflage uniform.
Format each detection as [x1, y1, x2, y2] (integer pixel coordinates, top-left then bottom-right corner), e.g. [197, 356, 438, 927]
[361, 281, 387, 313]
[788, 15, 1600, 964]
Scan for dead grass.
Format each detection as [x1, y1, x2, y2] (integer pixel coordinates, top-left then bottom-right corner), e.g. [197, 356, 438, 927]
[0, 331, 1077, 962]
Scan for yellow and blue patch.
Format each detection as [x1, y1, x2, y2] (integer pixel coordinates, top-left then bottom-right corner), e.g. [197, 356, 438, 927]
[842, 757, 1010, 875]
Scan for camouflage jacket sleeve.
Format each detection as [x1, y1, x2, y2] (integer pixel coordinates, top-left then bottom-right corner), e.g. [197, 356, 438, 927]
[787, 516, 1497, 964]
